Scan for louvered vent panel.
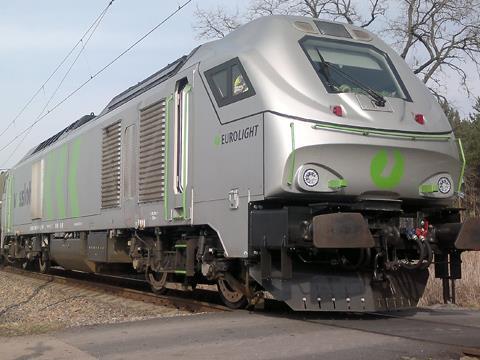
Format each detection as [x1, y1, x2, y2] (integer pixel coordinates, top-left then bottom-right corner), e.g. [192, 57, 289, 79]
[101, 121, 121, 209]
[139, 99, 166, 203]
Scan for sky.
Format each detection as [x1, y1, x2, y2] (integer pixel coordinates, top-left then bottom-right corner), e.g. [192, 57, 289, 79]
[0, 0, 242, 168]
[0, 0, 478, 168]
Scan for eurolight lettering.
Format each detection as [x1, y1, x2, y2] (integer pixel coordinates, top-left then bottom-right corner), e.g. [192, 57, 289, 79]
[221, 125, 259, 145]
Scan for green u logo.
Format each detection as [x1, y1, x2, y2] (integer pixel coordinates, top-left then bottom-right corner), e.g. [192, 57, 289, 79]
[370, 149, 405, 189]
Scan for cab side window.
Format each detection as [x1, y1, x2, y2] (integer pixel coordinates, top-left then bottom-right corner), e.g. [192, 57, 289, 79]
[205, 58, 255, 107]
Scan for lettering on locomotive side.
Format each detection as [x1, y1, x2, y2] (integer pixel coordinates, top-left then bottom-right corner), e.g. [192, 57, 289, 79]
[14, 181, 31, 208]
[215, 124, 259, 146]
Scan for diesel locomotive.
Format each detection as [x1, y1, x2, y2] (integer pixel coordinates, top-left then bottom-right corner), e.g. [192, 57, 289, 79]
[1, 16, 479, 311]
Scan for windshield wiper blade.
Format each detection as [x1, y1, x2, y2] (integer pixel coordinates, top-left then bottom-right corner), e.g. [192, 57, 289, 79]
[327, 64, 386, 107]
[314, 49, 337, 92]
[315, 49, 386, 107]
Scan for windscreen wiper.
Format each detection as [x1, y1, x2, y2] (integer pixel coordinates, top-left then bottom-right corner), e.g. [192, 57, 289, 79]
[314, 49, 338, 92]
[315, 49, 386, 107]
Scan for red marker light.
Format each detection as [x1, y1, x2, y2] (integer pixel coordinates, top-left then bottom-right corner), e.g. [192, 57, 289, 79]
[415, 114, 425, 125]
[332, 105, 343, 117]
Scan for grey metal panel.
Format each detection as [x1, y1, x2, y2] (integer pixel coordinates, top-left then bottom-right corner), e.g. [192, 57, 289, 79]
[30, 160, 43, 220]
[87, 231, 108, 262]
[101, 121, 121, 209]
[312, 213, 375, 248]
[123, 124, 137, 200]
[50, 235, 93, 272]
[194, 198, 251, 258]
[250, 265, 429, 311]
[74, 127, 102, 218]
[249, 209, 288, 248]
[139, 99, 165, 203]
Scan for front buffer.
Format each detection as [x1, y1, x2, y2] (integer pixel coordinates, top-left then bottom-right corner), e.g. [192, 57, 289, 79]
[248, 207, 480, 312]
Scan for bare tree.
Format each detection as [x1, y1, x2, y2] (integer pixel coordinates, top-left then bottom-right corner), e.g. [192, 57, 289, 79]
[295, 0, 385, 27]
[193, 0, 480, 98]
[194, 0, 385, 39]
[460, 171, 480, 219]
[193, 5, 242, 39]
[387, 0, 480, 95]
[246, 0, 300, 18]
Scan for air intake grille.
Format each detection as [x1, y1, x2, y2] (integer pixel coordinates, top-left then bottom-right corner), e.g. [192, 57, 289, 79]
[139, 99, 166, 203]
[101, 121, 121, 209]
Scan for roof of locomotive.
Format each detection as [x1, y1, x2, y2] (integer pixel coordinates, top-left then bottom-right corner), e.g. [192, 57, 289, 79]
[23, 47, 201, 161]
[20, 15, 440, 164]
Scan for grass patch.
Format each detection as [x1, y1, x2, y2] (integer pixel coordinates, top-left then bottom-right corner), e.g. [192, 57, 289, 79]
[0, 321, 64, 337]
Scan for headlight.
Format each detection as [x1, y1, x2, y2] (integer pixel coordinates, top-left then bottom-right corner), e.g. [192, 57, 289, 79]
[303, 169, 319, 187]
[437, 177, 451, 194]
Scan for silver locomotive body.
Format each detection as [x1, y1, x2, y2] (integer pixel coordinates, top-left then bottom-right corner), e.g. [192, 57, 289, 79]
[1, 16, 478, 311]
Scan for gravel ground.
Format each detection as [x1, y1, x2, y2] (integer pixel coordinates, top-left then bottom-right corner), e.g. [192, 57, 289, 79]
[0, 271, 190, 337]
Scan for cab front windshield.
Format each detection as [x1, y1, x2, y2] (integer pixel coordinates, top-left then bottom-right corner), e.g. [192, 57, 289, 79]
[301, 38, 409, 100]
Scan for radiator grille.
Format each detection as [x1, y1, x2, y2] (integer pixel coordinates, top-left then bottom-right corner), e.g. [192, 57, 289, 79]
[101, 121, 121, 209]
[139, 99, 166, 203]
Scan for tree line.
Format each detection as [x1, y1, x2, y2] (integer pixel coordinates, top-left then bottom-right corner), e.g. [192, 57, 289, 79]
[445, 98, 480, 218]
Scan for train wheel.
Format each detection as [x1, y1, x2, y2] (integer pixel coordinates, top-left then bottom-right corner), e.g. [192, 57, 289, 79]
[38, 254, 50, 274]
[217, 278, 248, 309]
[148, 271, 168, 295]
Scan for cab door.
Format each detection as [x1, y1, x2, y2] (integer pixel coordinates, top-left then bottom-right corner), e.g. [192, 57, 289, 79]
[164, 74, 193, 222]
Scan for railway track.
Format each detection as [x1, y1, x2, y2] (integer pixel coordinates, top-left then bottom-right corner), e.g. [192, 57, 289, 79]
[0, 266, 230, 314]
[2, 265, 479, 357]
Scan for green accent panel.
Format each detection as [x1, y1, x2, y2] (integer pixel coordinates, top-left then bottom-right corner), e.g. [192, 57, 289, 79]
[175, 270, 187, 275]
[457, 138, 466, 193]
[174, 244, 187, 248]
[55, 144, 67, 219]
[44, 152, 55, 220]
[287, 122, 296, 185]
[68, 138, 82, 218]
[328, 179, 348, 189]
[370, 149, 405, 189]
[163, 94, 174, 221]
[214, 135, 221, 146]
[312, 124, 451, 141]
[419, 184, 439, 193]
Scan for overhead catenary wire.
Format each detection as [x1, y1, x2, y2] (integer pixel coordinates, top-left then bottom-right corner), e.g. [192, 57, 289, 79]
[0, 7, 109, 168]
[0, 0, 193, 164]
[0, 0, 115, 140]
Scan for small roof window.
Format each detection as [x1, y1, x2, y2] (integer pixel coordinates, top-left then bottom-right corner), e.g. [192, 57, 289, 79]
[314, 20, 352, 38]
[205, 58, 255, 107]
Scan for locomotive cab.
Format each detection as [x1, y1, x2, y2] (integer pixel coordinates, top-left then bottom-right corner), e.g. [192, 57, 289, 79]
[197, 16, 479, 310]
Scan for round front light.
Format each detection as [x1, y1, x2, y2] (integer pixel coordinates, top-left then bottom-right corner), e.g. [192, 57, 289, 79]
[438, 177, 452, 194]
[303, 169, 319, 187]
